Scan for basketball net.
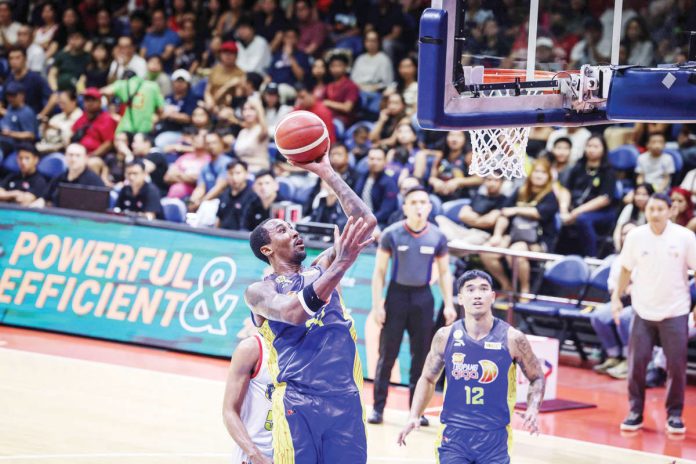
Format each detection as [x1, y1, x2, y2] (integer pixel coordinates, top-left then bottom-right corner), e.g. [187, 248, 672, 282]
[468, 126, 530, 179]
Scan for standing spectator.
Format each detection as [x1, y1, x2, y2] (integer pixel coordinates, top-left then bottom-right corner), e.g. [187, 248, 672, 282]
[267, 27, 310, 86]
[623, 17, 654, 67]
[4, 47, 57, 121]
[233, 16, 271, 75]
[216, 159, 257, 230]
[0, 145, 46, 206]
[261, 83, 292, 137]
[190, 131, 233, 210]
[204, 41, 245, 112]
[102, 72, 165, 134]
[253, 0, 287, 52]
[49, 30, 90, 91]
[71, 87, 117, 160]
[234, 98, 270, 174]
[0, 0, 20, 48]
[116, 159, 164, 220]
[323, 54, 360, 128]
[293, 83, 336, 143]
[384, 56, 418, 114]
[16, 25, 45, 73]
[83, 42, 112, 89]
[612, 193, 696, 434]
[293, 0, 328, 57]
[173, 17, 202, 74]
[612, 183, 653, 249]
[669, 187, 696, 232]
[350, 30, 394, 96]
[353, 146, 399, 229]
[36, 88, 83, 155]
[369, 185, 456, 425]
[34, 2, 60, 59]
[140, 9, 180, 68]
[40, 143, 106, 207]
[108, 35, 147, 82]
[243, 169, 281, 230]
[635, 133, 675, 193]
[165, 130, 211, 199]
[0, 82, 37, 156]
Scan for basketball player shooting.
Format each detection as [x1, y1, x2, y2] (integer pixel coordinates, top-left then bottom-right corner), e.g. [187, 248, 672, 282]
[244, 149, 377, 463]
[397, 270, 545, 464]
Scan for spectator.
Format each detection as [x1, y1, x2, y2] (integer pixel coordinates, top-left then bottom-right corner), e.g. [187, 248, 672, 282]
[560, 135, 617, 257]
[613, 183, 653, 249]
[173, 17, 202, 74]
[261, 83, 292, 137]
[116, 159, 164, 220]
[323, 53, 360, 128]
[204, 0, 223, 40]
[128, 10, 148, 49]
[108, 35, 147, 82]
[204, 41, 245, 112]
[481, 159, 560, 294]
[41, 143, 106, 207]
[216, 0, 244, 39]
[145, 55, 172, 97]
[309, 179, 347, 228]
[190, 131, 233, 210]
[0, 0, 20, 48]
[348, 124, 371, 162]
[387, 122, 435, 183]
[49, 30, 90, 91]
[140, 9, 180, 66]
[52, 7, 82, 51]
[365, 0, 404, 62]
[306, 57, 328, 100]
[71, 87, 117, 160]
[546, 126, 592, 163]
[351, 30, 394, 97]
[267, 27, 310, 86]
[16, 25, 44, 73]
[428, 131, 481, 202]
[547, 137, 574, 186]
[293, 83, 336, 143]
[158, 69, 197, 137]
[0, 145, 46, 206]
[36, 89, 83, 155]
[254, 0, 287, 52]
[370, 93, 407, 145]
[293, 0, 328, 57]
[233, 98, 270, 174]
[243, 169, 282, 230]
[631, 123, 670, 152]
[383, 56, 418, 114]
[353, 146, 399, 229]
[216, 159, 257, 230]
[168, 0, 192, 32]
[386, 176, 439, 226]
[669, 187, 696, 232]
[328, 0, 367, 52]
[569, 17, 610, 69]
[233, 16, 271, 75]
[34, 2, 60, 58]
[127, 132, 169, 197]
[470, 19, 512, 68]
[4, 47, 57, 121]
[635, 133, 674, 193]
[165, 130, 211, 200]
[102, 72, 165, 134]
[302, 142, 358, 215]
[0, 82, 37, 156]
[91, 8, 121, 50]
[623, 17, 654, 66]
[83, 42, 112, 89]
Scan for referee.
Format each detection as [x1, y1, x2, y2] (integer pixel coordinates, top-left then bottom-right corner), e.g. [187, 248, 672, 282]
[369, 186, 457, 425]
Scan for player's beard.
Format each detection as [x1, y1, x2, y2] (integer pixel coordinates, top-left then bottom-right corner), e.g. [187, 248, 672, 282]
[291, 249, 307, 266]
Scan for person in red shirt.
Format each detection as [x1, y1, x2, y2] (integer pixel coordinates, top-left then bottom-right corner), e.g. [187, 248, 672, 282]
[323, 53, 360, 128]
[71, 87, 117, 158]
[293, 83, 336, 143]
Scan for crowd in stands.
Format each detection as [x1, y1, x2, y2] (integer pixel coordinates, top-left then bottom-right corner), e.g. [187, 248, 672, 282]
[0, 1, 695, 269]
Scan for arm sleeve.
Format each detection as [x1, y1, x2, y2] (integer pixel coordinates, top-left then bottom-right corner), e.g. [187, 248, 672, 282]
[435, 231, 449, 256]
[379, 228, 393, 253]
[535, 191, 559, 218]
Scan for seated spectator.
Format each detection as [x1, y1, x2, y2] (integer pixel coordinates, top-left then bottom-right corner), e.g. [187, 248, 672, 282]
[102, 71, 165, 135]
[428, 131, 481, 202]
[669, 187, 696, 232]
[40, 143, 105, 207]
[631, 122, 670, 152]
[173, 18, 202, 74]
[146, 56, 172, 97]
[323, 53, 360, 128]
[365, 0, 405, 62]
[91, 8, 121, 50]
[569, 17, 610, 69]
[217, 159, 257, 230]
[545, 126, 592, 163]
[204, 41, 245, 113]
[308, 179, 347, 228]
[612, 183, 653, 249]
[267, 27, 310, 86]
[590, 221, 637, 379]
[387, 122, 436, 183]
[233, 16, 271, 74]
[36, 88, 83, 155]
[383, 56, 418, 114]
[234, 98, 270, 174]
[215, 0, 244, 39]
[293, 83, 336, 143]
[0, 145, 46, 206]
[348, 124, 371, 162]
[116, 160, 164, 220]
[294, 0, 328, 57]
[678, 124, 696, 176]
[108, 35, 147, 82]
[353, 146, 399, 229]
[83, 42, 112, 89]
[71, 87, 117, 161]
[350, 31, 394, 114]
[481, 159, 560, 294]
[306, 57, 328, 100]
[165, 130, 211, 199]
[34, 2, 59, 58]
[369, 93, 407, 146]
[469, 19, 512, 68]
[623, 17, 654, 66]
[140, 9, 180, 67]
[190, 132, 233, 210]
[52, 7, 82, 52]
[435, 175, 506, 243]
[0, 82, 37, 156]
[328, 0, 367, 52]
[0, 0, 20, 48]
[262, 83, 293, 138]
[254, 0, 287, 52]
[125, 132, 169, 197]
[243, 169, 283, 230]
[302, 142, 358, 215]
[547, 136, 574, 186]
[156, 69, 196, 142]
[16, 25, 45, 73]
[4, 46, 57, 120]
[560, 135, 616, 257]
[49, 29, 90, 91]
[635, 133, 674, 193]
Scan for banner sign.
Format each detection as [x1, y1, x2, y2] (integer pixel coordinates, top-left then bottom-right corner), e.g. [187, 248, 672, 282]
[0, 207, 441, 382]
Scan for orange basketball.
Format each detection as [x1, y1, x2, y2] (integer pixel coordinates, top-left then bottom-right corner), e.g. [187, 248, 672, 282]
[274, 110, 330, 163]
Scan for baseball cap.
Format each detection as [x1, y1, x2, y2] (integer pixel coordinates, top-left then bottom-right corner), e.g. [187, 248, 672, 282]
[172, 69, 191, 83]
[5, 81, 25, 95]
[220, 41, 238, 54]
[83, 87, 102, 99]
[536, 37, 554, 49]
[264, 82, 279, 94]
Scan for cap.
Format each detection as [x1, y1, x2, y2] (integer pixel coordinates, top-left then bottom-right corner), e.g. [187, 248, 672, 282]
[5, 81, 25, 95]
[171, 69, 191, 83]
[536, 37, 554, 49]
[220, 41, 238, 54]
[264, 82, 279, 94]
[83, 87, 102, 99]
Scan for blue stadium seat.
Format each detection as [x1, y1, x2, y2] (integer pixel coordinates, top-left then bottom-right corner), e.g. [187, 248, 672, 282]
[607, 144, 639, 171]
[161, 198, 187, 223]
[663, 147, 683, 174]
[441, 198, 471, 223]
[344, 121, 374, 148]
[1, 151, 19, 173]
[276, 177, 296, 201]
[109, 190, 119, 209]
[37, 153, 66, 179]
[333, 118, 345, 141]
[192, 78, 207, 101]
[429, 194, 443, 216]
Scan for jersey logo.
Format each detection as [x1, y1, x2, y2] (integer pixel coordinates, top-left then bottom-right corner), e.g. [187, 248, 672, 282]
[453, 329, 465, 347]
[275, 276, 292, 284]
[397, 245, 409, 251]
[452, 353, 479, 381]
[484, 341, 502, 350]
[420, 246, 435, 254]
[478, 360, 499, 384]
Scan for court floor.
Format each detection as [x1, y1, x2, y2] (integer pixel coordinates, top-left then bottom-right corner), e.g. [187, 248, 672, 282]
[1, 327, 695, 464]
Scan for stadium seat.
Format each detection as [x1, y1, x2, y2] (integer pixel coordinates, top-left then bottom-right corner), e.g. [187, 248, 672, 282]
[109, 190, 119, 209]
[333, 118, 345, 141]
[607, 144, 639, 171]
[37, 153, 66, 179]
[429, 194, 443, 217]
[276, 177, 296, 201]
[161, 198, 187, 223]
[344, 121, 374, 149]
[192, 78, 207, 101]
[663, 147, 683, 175]
[1, 151, 19, 173]
[441, 198, 471, 223]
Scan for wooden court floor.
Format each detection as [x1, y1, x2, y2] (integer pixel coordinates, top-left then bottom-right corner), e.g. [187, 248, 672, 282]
[1, 328, 695, 464]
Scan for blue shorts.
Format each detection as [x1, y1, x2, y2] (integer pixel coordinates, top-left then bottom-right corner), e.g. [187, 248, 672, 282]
[437, 424, 510, 464]
[272, 386, 366, 464]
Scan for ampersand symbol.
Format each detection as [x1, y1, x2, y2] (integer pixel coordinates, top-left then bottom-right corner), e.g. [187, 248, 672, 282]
[179, 257, 239, 335]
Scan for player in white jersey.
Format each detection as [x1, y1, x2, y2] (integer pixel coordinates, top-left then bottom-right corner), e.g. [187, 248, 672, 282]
[223, 334, 273, 464]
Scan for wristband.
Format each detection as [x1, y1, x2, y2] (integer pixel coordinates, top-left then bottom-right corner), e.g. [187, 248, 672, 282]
[298, 283, 326, 316]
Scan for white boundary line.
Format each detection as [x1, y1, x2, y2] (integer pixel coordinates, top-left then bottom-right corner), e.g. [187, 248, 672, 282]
[0, 454, 431, 463]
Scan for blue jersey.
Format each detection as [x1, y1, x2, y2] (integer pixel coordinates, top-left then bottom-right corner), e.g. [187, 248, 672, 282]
[256, 265, 363, 396]
[441, 318, 516, 431]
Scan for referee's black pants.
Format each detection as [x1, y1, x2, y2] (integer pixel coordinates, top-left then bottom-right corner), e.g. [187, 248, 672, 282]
[373, 282, 434, 413]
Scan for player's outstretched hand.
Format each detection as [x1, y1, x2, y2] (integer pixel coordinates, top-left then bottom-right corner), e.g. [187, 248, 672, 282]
[518, 408, 540, 436]
[396, 417, 421, 446]
[287, 145, 333, 178]
[334, 216, 375, 268]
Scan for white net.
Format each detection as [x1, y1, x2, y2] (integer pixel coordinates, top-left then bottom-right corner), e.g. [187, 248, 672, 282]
[468, 126, 530, 179]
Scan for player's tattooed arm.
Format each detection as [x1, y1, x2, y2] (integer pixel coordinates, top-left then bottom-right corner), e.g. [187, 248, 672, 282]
[244, 280, 311, 326]
[324, 169, 377, 238]
[422, 326, 449, 383]
[510, 329, 544, 434]
[311, 245, 337, 270]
